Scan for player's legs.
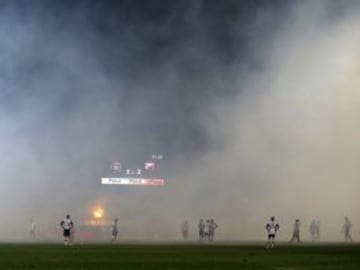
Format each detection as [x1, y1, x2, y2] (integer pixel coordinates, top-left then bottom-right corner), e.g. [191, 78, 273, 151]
[271, 236, 276, 247]
[210, 230, 214, 241]
[267, 234, 275, 248]
[63, 229, 70, 246]
[64, 236, 69, 245]
[112, 232, 117, 242]
[30, 230, 35, 240]
[266, 235, 271, 247]
[345, 231, 352, 243]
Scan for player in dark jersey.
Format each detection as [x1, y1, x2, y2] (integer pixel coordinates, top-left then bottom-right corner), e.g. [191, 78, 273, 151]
[209, 219, 218, 242]
[290, 219, 301, 243]
[111, 218, 119, 242]
[342, 216, 352, 243]
[198, 219, 205, 241]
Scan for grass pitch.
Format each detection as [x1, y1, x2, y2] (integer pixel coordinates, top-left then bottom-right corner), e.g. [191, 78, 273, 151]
[0, 242, 359, 269]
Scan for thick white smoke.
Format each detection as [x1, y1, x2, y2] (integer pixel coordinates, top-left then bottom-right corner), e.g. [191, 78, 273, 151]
[0, 1, 359, 242]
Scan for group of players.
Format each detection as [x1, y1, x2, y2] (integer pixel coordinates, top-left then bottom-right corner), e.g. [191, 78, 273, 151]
[198, 219, 219, 242]
[265, 216, 353, 248]
[180, 219, 219, 242]
[30, 215, 353, 246]
[58, 215, 119, 246]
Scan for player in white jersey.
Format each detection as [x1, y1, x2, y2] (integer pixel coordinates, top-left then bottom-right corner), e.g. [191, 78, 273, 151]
[60, 214, 74, 246]
[203, 220, 210, 240]
[265, 216, 280, 248]
[342, 216, 352, 243]
[309, 219, 320, 241]
[181, 220, 189, 240]
[209, 219, 218, 242]
[29, 218, 36, 240]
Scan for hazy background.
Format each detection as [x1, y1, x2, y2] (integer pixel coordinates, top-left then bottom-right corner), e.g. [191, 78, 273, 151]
[0, 0, 359, 242]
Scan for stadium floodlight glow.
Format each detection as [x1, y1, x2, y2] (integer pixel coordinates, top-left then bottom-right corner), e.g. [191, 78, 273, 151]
[101, 177, 164, 186]
[93, 208, 104, 219]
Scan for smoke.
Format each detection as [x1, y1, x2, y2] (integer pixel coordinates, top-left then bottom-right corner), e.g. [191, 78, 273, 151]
[0, 1, 359, 242]
[188, 0, 360, 241]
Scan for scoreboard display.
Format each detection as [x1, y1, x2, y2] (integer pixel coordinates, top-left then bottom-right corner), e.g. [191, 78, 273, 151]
[101, 154, 164, 186]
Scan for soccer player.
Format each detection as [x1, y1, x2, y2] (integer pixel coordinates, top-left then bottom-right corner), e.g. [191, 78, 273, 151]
[60, 214, 74, 246]
[198, 219, 204, 241]
[290, 219, 301, 243]
[181, 220, 189, 240]
[342, 216, 352, 243]
[111, 218, 119, 242]
[265, 216, 280, 248]
[29, 218, 36, 240]
[315, 220, 320, 241]
[310, 219, 317, 242]
[209, 219, 218, 242]
[203, 220, 210, 241]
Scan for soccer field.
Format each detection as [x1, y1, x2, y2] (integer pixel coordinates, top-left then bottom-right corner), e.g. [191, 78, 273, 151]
[0, 243, 359, 270]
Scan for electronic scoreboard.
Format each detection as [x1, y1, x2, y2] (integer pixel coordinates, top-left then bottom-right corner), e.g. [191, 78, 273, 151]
[101, 154, 164, 186]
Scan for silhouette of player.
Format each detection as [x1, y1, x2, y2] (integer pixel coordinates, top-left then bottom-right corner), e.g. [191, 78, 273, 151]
[209, 219, 218, 242]
[290, 219, 301, 243]
[315, 220, 320, 241]
[181, 220, 189, 240]
[111, 218, 119, 242]
[342, 216, 352, 243]
[29, 218, 36, 240]
[60, 214, 74, 246]
[198, 219, 205, 241]
[266, 216, 280, 248]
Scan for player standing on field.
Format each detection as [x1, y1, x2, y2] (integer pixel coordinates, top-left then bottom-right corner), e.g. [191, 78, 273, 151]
[60, 214, 74, 246]
[342, 216, 352, 243]
[315, 220, 320, 241]
[29, 218, 36, 240]
[203, 220, 210, 240]
[310, 219, 317, 242]
[265, 216, 280, 248]
[181, 220, 189, 240]
[111, 218, 119, 242]
[290, 219, 301, 243]
[209, 219, 218, 242]
[198, 219, 204, 241]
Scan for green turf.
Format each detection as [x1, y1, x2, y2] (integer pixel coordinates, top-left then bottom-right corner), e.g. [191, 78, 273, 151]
[0, 243, 359, 269]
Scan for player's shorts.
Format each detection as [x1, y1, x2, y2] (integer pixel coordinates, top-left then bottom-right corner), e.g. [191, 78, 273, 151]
[63, 229, 71, 237]
[268, 234, 275, 239]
